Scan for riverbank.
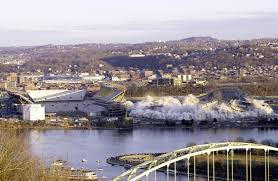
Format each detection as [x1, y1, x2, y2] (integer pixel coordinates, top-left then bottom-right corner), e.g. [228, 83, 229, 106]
[2, 114, 278, 130]
[0, 123, 94, 130]
[2, 121, 278, 130]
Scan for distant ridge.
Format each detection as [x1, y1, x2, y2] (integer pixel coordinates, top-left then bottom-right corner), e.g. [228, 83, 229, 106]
[2, 37, 278, 48]
[178, 36, 218, 43]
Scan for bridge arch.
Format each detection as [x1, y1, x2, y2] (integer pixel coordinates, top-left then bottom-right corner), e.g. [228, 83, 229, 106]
[112, 142, 278, 181]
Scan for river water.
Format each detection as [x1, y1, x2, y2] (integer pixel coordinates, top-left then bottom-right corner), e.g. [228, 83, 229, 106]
[29, 127, 278, 180]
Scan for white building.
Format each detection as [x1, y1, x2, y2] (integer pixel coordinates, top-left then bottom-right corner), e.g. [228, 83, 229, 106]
[22, 104, 45, 121]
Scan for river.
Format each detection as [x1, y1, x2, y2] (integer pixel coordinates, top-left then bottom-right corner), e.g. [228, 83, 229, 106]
[29, 127, 278, 180]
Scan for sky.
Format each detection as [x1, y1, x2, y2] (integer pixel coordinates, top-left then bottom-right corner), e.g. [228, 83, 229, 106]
[0, 0, 278, 46]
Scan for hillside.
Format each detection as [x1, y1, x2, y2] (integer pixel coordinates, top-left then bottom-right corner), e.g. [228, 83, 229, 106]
[0, 37, 278, 73]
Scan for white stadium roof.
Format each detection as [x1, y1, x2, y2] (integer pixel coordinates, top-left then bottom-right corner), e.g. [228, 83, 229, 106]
[27, 89, 86, 102]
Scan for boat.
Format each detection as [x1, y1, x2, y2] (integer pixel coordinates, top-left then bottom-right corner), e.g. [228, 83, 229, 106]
[124, 164, 132, 169]
[81, 158, 88, 163]
[69, 168, 98, 180]
[50, 160, 98, 180]
[52, 159, 68, 166]
[98, 168, 104, 171]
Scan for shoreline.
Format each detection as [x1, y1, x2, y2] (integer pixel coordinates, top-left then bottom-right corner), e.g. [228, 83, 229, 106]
[1, 123, 278, 131]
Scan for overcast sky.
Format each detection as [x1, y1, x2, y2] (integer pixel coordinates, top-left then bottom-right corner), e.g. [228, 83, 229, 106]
[0, 0, 278, 46]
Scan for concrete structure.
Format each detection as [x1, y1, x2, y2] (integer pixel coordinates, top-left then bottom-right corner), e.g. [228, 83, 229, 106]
[22, 104, 45, 121]
[41, 99, 105, 116]
[27, 90, 86, 102]
[24, 88, 126, 118]
[93, 88, 125, 102]
[113, 142, 277, 181]
[93, 88, 126, 117]
[4, 87, 126, 119]
[26, 89, 105, 116]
